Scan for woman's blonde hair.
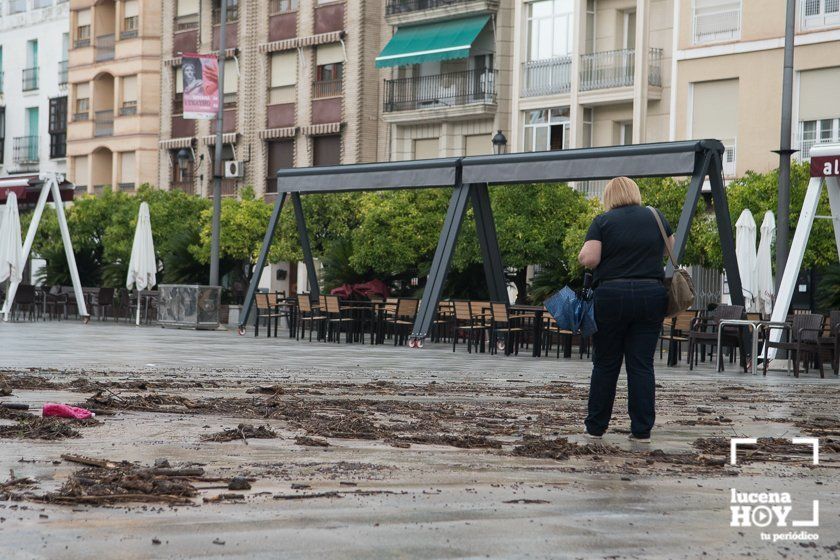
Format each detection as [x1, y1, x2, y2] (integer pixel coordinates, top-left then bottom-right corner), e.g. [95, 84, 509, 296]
[602, 176, 642, 211]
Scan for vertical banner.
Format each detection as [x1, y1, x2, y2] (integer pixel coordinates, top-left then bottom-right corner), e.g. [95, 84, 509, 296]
[181, 53, 220, 120]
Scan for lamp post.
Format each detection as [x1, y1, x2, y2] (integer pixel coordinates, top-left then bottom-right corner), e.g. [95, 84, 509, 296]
[492, 130, 508, 155]
[176, 147, 192, 182]
[210, 0, 228, 287]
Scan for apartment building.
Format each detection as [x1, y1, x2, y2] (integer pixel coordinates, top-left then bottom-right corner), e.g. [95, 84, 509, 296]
[66, 0, 161, 193]
[510, 0, 673, 194]
[376, 0, 514, 160]
[156, 0, 383, 198]
[673, 0, 840, 176]
[0, 0, 69, 179]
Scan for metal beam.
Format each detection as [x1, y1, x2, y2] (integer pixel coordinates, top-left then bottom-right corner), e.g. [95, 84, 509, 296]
[708, 151, 745, 308]
[410, 181, 472, 342]
[668, 150, 711, 271]
[470, 183, 507, 302]
[291, 192, 320, 301]
[277, 158, 460, 193]
[239, 192, 288, 330]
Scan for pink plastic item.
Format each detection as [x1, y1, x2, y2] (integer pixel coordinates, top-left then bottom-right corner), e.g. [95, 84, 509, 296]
[42, 403, 96, 420]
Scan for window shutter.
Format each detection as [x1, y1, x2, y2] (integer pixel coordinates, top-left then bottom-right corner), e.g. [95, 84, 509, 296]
[177, 0, 199, 17]
[124, 0, 139, 17]
[77, 9, 91, 26]
[316, 43, 344, 66]
[224, 59, 238, 93]
[799, 67, 840, 121]
[123, 75, 138, 102]
[271, 52, 297, 87]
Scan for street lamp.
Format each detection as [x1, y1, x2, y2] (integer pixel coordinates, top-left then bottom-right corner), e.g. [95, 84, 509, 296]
[492, 130, 508, 155]
[176, 147, 192, 179]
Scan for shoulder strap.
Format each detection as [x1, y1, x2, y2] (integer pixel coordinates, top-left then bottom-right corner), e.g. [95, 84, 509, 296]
[647, 206, 678, 268]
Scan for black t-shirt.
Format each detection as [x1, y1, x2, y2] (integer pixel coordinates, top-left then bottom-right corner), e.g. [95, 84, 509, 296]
[584, 204, 673, 285]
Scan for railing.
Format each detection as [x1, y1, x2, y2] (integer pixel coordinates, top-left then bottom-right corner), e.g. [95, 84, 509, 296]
[73, 111, 90, 121]
[212, 2, 240, 24]
[721, 139, 737, 176]
[801, 0, 840, 30]
[58, 60, 68, 86]
[521, 56, 572, 97]
[313, 79, 343, 98]
[797, 131, 840, 160]
[383, 69, 497, 112]
[175, 14, 200, 31]
[270, 0, 298, 13]
[22, 67, 39, 91]
[119, 101, 138, 116]
[121, 16, 139, 40]
[693, 7, 741, 44]
[94, 110, 114, 137]
[95, 34, 115, 62]
[221, 179, 238, 197]
[13, 136, 39, 166]
[579, 48, 661, 91]
[386, 0, 470, 15]
[118, 183, 135, 191]
[172, 181, 194, 194]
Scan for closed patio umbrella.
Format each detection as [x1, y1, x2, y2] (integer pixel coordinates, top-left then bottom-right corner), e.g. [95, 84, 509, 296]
[0, 192, 24, 321]
[126, 202, 157, 325]
[735, 209, 758, 312]
[755, 211, 775, 316]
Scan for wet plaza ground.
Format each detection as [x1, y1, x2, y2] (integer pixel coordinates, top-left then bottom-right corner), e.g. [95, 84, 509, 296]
[0, 321, 838, 559]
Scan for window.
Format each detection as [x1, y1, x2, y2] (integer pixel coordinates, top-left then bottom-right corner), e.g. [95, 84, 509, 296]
[312, 135, 340, 166]
[34, 0, 53, 8]
[176, 0, 200, 30]
[76, 9, 91, 47]
[223, 59, 238, 106]
[413, 138, 438, 160]
[270, 52, 297, 104]
[74, 83, 90, 120]
[9, 0, 26, 14]
[121, 75, 138, 115]
[0, 108, 5, 165]
[122, 0, 139, 39]
[119, 152, 136, 190]
[618, 121, 633, 145]
[582, 107, 593, 148]
[266, 140, 294, 191]
[528, 0, 574, 61]
[802, 0, 840, 30]
[212, 0, 239, 24]
[691, 78, 738, 174]
[464, 134, 491, 156]
[314, 44, 344, 98]
[622, 10, 636, 50]
[523, 107, 569, 152]
[693, 0, 741, 44]
[73, 155, 89, 190]
[49, 96, 67, 159]
[270, 0, 298, 13]
[797, 67, 840, 157]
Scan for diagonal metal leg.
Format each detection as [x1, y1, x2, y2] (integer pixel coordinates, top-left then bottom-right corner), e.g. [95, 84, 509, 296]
[291, 192, 320, 302]
[708, 151, 745, 309]
[668, 150, 711, 272]
[239, 192, 288, 330]
[470, 183, 507, 302]
[410, 183, 472, 343]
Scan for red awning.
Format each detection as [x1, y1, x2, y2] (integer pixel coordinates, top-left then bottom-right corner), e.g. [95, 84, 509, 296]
[0, 175, 75, 205]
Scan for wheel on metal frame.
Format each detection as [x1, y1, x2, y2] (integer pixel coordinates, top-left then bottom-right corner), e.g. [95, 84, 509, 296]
[82, 315, 91, 325]
[416, 338, 425, 349]
[237, 325, 247, 336]
[407, 338, 417, 349]
[496, 340, 505, 353]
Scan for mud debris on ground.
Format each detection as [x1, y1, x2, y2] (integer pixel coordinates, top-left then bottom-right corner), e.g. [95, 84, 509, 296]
[201, 424, 277, 443]
[512, 436, 620, 461]
[0, 416, 99, 440]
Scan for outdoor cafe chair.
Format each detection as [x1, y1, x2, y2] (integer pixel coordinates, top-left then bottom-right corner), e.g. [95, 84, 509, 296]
[542, 315, 573, 359]
[253, 292, 284, 338]
[386, 298, 420, 346]
[823, 310, 840, 375]
[431, 301, 453, 343]
[688, 304, 747, 372]
[296, 294, 327, 342]
[450, 300, 491, 353]
[659, 310, 696, 364]
[761, 313, 826, 378]
[488, 302, 525, 355]
[90, 287, 116, 321]
[9, 284, 39, 321]
[324, 295, 355, 343]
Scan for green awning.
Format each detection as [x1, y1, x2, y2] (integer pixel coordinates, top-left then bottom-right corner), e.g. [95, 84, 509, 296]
[375, 15, 490, 68]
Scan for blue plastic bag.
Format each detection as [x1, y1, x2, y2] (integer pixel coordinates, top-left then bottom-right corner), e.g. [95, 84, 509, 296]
[544, 285, 598, 338]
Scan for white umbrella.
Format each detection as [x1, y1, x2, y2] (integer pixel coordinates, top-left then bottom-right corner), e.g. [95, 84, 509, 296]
[735, 209, 758, 312]
[0, 193, 24, 320]
[755, 211, 775, 316]
[126, 202, 157, 325]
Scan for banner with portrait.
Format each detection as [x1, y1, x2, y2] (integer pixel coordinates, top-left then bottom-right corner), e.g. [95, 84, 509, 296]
[181, 53, 219, 120]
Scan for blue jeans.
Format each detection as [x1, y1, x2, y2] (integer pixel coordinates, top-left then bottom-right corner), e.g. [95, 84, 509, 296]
[585, 280, 668, 438]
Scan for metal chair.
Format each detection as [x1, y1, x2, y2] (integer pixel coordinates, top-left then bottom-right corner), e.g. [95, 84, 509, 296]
[762, 313, 825, 378]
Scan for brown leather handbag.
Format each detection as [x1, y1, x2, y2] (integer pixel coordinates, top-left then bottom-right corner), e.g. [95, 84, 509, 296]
[648, 207, 695, 317]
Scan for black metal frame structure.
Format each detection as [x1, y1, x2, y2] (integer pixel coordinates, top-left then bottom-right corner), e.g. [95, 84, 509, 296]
[239, 140, 744, 346]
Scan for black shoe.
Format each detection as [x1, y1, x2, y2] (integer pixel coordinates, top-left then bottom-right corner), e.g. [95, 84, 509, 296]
[628, 434, 651, 444]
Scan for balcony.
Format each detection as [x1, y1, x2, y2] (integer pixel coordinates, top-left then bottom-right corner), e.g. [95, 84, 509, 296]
[801, 0, 840, 30]
[313, 79, 343, 99]
[58, 61, 68, 87]
[22, 67, 39, 91]
[94, 110, 114, 137]
[385, 0, 498, 24]
[386, 0, 469, 15]
[693, 6, 740, 44]
[121, 16, 139, 40]
[95, 34, 115, 62]
[521, 56, 572, 98]
[119, 101, 137, 117]
[13, 136, 39, 168]
[579, 48, 662, 92]
[383, 69, 497, 113]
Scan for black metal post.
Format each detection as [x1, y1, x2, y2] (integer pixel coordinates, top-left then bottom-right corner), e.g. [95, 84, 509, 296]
[775, 0, 797, 291]
[238, 192, 287, 330]
[209, 0, 228, 287]
[708, 151, 745, 309]
[410, 181, 472, 342]
[291, 193, 320, 301]
[667, 150, 711, 272]
[469, 183, 507, 302]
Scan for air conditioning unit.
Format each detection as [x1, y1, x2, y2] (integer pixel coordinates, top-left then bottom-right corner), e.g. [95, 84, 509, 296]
[224, 160, 245, 178]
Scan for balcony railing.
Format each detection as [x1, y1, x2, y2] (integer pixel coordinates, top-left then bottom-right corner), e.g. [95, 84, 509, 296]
[175, 14, 200, 31]
[119, 101, 138, 116]
[13, 136, 39, 166]
[74, 110, 90, 121]
[797, 132, 840, 160]
[801, 0, 840, 29]
[383, 69, 497, 113]
[521, 56, 572, 97]
[58, 60, 68, 86]
[385, 0, 470, 15]
[693, 7, 741, 44]
[579, 48, 662, 91]
[121, 17, 139, 40]
[95, 34, 115, 62]
[313, 79, 343, 98]
[172, 181, 194, 195]
[94, 110, 114, 137]
[22, 67, 39, 91]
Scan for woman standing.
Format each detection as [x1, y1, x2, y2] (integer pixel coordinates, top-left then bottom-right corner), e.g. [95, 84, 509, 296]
[577, 177, 674, 443]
